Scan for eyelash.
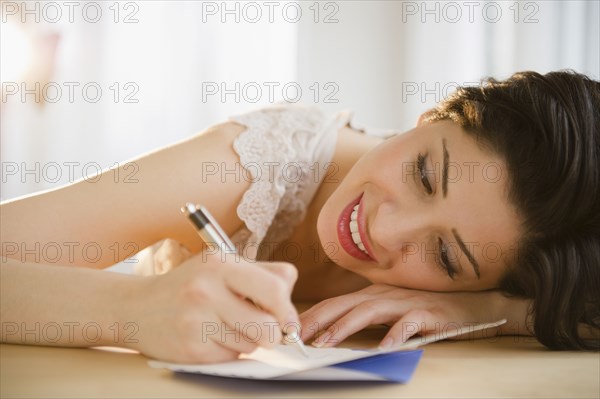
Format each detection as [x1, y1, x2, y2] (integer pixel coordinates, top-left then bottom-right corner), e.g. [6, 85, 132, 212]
[417, 153, 455, 279]
[416, 153, 433, 195]
[437, 238, 456, 279]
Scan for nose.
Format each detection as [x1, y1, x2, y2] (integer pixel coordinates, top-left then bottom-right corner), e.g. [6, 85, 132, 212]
[370, 200, 429, 255]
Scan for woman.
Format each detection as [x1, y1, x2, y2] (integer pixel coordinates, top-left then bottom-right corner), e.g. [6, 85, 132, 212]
[1, 70, 598, 363]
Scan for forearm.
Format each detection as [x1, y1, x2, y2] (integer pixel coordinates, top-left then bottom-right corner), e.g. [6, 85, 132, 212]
[0, 122, 247, 270]
[1, 258, 142, 348]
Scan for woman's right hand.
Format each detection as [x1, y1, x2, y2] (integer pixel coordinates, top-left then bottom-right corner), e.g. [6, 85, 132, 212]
[122, 250, 300, 364]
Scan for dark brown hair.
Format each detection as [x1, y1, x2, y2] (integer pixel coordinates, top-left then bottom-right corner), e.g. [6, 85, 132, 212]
[423, 70, 599, 350]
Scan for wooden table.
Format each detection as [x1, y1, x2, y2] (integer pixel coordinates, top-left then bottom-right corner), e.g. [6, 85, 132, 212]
[2, 329, 599, 398]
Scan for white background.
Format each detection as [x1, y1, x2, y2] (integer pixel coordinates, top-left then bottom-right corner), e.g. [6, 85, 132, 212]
[1, 0, 599, 200]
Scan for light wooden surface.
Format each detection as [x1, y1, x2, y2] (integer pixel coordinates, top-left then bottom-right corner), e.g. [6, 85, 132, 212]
[2, 329, 599, 398]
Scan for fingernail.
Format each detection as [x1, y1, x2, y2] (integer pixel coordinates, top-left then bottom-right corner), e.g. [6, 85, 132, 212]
[284, 330, 301, 345]
[378, 336, 394, 350]
[312, 332, 330, 348]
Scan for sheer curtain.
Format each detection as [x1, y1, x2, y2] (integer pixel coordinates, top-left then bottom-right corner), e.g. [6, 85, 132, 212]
[1, 0, 598, 200]
[297, 0, 599, 131]
[1, 1, 298, 200]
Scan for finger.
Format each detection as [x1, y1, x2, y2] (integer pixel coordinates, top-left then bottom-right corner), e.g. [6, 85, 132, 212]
[164, 265, 267, 356]
[299, 301, 350, 342]
[213, 320, 263, 354]
[256, 262, 298, 288]
[313, 299, 408, 348]
[215, 289, 284, 350]
[149, 238, 168, 251]
[154, 239, 189, 274]
[155, 259, 175, 275]
[168, 311, 242, 364]
[379, 309, 438, 350]
[299, 294, 371, 341]
[183, 338, 240, 364]
[395, 311, 491, 344]
[223, 262, 299, 329]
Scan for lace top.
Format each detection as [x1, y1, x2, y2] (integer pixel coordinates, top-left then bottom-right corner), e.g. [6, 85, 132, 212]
[228, 103, 394, 261]
[107, 103, 395, 275]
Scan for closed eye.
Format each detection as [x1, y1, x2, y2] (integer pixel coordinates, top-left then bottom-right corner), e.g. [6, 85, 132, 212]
[437, 237, 456, 279]
[417, 153, 433, 194]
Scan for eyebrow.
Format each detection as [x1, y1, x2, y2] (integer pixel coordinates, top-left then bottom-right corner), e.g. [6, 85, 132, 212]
[452, 228, 481, 279]
[442, 138, 449, 197]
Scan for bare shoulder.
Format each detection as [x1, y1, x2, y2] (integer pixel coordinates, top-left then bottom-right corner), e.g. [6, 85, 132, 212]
[329, 125, 383, 175]
[196, 120, 247, 141]
[337, 125, 384, 151]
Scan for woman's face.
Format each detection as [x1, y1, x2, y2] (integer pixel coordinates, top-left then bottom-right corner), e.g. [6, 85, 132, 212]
[317, 119, 522, 291]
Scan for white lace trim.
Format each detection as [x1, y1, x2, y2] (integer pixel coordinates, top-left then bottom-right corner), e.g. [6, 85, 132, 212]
[229, 103, 350, 260]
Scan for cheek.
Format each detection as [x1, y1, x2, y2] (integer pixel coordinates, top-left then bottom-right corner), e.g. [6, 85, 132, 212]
[366, 143, 416, 187]
[343, 134, 414, 193]
[316, 203, 331, 242]
[355, 261, 441, 289]
[343, 157, 401, 198]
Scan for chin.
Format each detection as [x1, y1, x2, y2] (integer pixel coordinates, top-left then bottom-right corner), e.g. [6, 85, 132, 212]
[316, 206, 337, 257]
[315, 207, 328, 247]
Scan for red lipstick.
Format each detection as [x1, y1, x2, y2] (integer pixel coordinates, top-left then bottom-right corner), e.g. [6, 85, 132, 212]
[337, 193, 373, 261]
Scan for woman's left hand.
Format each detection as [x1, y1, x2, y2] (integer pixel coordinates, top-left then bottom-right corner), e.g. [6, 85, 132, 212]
[133, 238, 193, 276]
[299, 284, 519, 349]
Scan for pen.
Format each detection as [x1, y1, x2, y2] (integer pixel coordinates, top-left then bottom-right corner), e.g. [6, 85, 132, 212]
[181, 202, 309, 358]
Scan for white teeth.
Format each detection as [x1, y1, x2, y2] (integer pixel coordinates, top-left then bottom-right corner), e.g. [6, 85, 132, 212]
[349, 204, 368, 255]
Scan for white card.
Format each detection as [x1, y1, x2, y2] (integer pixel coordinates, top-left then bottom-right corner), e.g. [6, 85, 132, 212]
[148, 319, 506, 380]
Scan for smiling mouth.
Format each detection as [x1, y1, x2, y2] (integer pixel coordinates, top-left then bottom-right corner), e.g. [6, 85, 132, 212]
[337, 194, 374, 261]
[349, 204, 369, 254]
